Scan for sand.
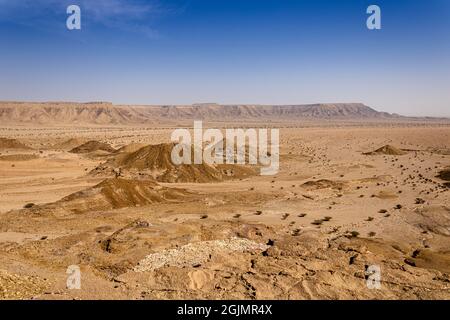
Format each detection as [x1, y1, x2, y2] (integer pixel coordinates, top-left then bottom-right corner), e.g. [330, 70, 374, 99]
[0, 123, 449, 300]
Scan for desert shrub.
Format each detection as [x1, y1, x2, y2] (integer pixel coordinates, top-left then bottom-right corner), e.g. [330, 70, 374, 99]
[349, 231, 359, 238]
[281, 213, 290, 220]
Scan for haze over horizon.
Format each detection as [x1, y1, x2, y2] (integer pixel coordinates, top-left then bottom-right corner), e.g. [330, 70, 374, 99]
[1, 0, 449, 117]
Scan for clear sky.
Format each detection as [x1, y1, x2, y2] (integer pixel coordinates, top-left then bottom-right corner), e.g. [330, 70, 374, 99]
[0, 0, 449, 116]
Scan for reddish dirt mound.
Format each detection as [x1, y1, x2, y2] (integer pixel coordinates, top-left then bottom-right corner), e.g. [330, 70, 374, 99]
[116, 143, 226, 182]
[114, 143, 147, 154]
[301, 179, 347, 190]
[69, 140, 116, 154]
[50, 138, 89, 151]
[93, 143, 256, 183]
[116, 143, 181, 170]
[0, 137, 32, 150]
[55, 178, 191, 213]
[364, 145, 407, 155]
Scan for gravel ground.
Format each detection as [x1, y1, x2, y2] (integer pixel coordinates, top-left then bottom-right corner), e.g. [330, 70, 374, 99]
[134, 237, 269, 272]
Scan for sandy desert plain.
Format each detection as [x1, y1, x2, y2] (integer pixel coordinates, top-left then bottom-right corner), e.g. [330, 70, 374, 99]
[0, 102, 449, 300]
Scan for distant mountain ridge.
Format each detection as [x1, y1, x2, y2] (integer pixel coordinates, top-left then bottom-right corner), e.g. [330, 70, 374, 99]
[0, 101, 412, 125]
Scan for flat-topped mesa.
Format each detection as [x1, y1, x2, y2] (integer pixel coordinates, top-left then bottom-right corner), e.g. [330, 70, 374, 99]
[0, 101, 132, 125]
[0, 101, 402, 125]
[141, 103, 391, 119]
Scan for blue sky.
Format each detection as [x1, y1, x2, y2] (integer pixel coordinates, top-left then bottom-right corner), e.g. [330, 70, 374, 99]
[0, 0, 449, 116]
